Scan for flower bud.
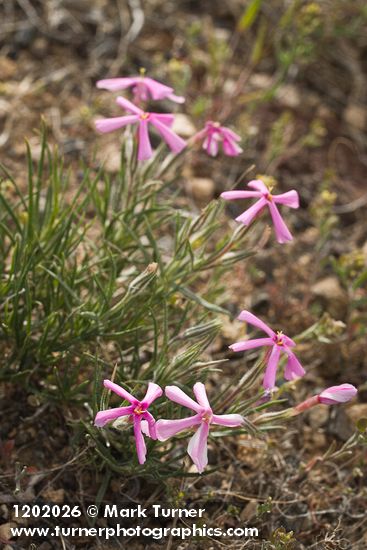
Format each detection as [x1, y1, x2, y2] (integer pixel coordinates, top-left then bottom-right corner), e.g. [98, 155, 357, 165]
[318, 384, 357, 405]
[294, 383, 357, 414]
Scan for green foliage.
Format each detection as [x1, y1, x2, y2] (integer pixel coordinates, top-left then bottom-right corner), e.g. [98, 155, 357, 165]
[238, 0, 263, 32]
[268, 527, 297, 549]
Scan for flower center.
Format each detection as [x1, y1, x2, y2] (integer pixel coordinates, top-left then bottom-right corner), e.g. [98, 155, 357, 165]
[266, 193, 273, 202]
[133, 405, 145, 415]
[202, 412, 212, 424]
[140, 112, 150, 120]
[275, 331, 284, 346]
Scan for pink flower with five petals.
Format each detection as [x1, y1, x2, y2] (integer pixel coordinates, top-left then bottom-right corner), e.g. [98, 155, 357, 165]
[155, 383, 244, 473]
[221, 179, 299, 243]
[95, 96, 187, 161]
[229, 310, 305, 390]
[194, 121, 243, 157]
[94, 380, 162, 465]
[97, 75, 185, 103]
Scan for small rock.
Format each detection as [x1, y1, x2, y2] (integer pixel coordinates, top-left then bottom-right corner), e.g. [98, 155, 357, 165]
[345, 404, 367, 426]
[308, 405, 329, 429]
[311, 276, 348, 319]
[172, 114, 196, 138]
[42, 488, 65, 503]
[0, 523, 16, 544]
[249, 73, 273, 90]
[299, 253, 312, 267]
[328, 408, 353, 441]
[312, 431, 327, 449]
[186, 177, 215, 202]
[344, 104, 367, 131]
[31, 37, 48, 59]
[0, 56, 17, 79]
[276, 84, 301, 109]
[98, 142, 121, 172]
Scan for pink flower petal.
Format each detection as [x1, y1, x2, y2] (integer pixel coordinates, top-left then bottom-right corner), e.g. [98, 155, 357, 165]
[155, 415, 202, 441]
[143, 77, 176, 100]
[284, 351, 305, 381]
[165, 386, 203, 413]
[96, 77, 138, 91]
[141, 382, 163, 407]
[140, 420, 150, 437]
[221, 190, 262, 200]
[235, 197, 267, 225]
[94, 406, 133, 427]
[103, 380, 136, 404]
[222, 138, 243, 156]
[150, 117, 187, 154]
[318, 384, 358, 405]
[193, 128, 209, 142]
[229, 337, 275, 352]
[133, 417, 147, 465]
[268, 201, 293, 243]
[116, 96, 143, 116]
[247, 180, 269, 193]
[187, 422, 209, 473]
[220, 127, 241, 142]
[152, 113, 175, 127]
[273, 190, 299, 209]
[138, 119, 153, 160]
[283, 335, 296, 348]
[142, 411, 158, 439]
[167, 92, 185, 103]
[193, 382, 211, 410]
[237, 311, 275, 338]
[212, 413, 244, 427]
[204, 134, 219, 156]
[263, 345, 281, 390]
[95, 115, 138, 134]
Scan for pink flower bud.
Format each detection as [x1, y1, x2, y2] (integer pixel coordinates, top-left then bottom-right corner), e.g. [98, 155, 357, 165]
[294, 383, 357, 414]
[318, 384, 357, 405]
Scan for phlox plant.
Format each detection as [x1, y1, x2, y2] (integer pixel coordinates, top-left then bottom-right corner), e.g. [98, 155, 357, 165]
[0, 122, 256, 478]
[0, 71, 358, 482]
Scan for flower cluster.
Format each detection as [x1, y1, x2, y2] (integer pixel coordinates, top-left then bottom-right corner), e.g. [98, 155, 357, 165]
[95, 73, 244, 162]
[95, 378, 356, 472]
[94, 73, 358, 473]
[95, 380, 243, 473]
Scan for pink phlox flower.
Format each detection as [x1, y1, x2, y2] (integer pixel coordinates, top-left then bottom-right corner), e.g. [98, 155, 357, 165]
[96, 75, 185, 104]
[229, 310, 305, 390]
[318, 384, 357, 405]
[194, 121, 243, 157]
[155, 383, 244, 473]
[95, 96, 187, 161]
[94, 379, 163, 465]
[220, 179, 299, 243]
